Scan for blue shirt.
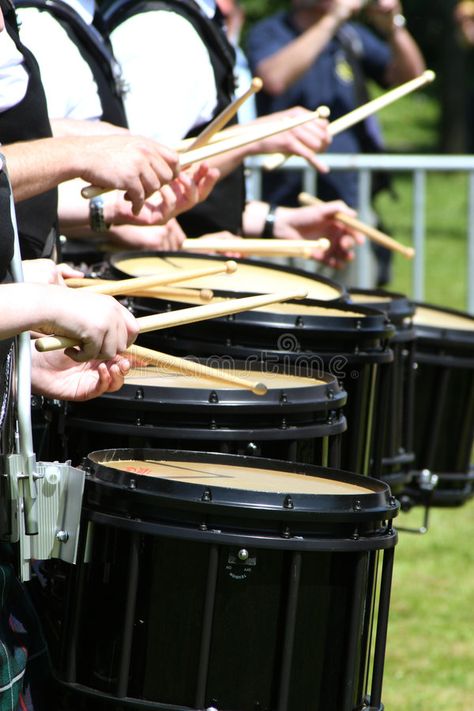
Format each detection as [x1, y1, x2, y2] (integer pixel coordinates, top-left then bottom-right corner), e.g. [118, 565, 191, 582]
[246, 12, 392, 206]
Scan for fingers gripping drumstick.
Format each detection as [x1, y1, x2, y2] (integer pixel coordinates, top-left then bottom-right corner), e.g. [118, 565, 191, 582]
[263, 70, 436, 171]
[34, 288, 308, 353]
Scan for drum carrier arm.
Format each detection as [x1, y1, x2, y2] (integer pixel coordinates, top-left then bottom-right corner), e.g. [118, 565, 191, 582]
[0, 157, 85, 581]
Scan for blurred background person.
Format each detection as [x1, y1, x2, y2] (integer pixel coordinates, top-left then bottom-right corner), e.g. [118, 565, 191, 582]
[246, 0, 425, 285]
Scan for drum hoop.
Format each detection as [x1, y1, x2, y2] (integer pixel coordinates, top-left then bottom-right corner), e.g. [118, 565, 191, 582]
[133, 294, 396, 338]
[348, 287, 416, 321]
[67, 414, 348, 441]
[85, 448, 398, 517]
[88, 369, 348, 412]
[108, 250, 346, 301]
[85, 507, 399, 552]
[414, 301, 474, 345]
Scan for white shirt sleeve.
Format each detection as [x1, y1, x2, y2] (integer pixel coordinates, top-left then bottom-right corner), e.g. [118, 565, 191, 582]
[16, 8, 103, 121]
[0, 31, 29, 112]
[111, 11, 218, 143]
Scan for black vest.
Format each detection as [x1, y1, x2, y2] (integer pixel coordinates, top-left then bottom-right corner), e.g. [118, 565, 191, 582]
[0, 0, 58, 259]
[105, 0, 246, 236]
[15, 0, 128, 127]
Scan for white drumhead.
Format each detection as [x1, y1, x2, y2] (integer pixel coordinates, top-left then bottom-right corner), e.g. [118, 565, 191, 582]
[349, 293, 393, 305]
[126, 368, 325, 389]
[414, 305, 474, 331]
[113, 255, 341, 301]
[104, 458, 372, 494]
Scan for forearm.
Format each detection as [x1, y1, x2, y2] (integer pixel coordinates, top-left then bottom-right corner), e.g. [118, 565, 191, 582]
[257, 15, 340, 95]
[3, 138, 88, 202]
[242, 200, 272, 237]
[0, 283, 66, 337]
[385, 27, 426, 85]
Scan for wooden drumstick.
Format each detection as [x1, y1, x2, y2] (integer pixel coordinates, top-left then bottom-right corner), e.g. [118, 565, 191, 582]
[263, 70, 436, 171]
[187, 77, 263, 150]
[65, 278, 214, 301]
[298, 192, 415, 259]
[66, 261, 237, 296]
[80, 106, 331, 200]
[182, 237, 330, 258]
[126, 343, 268, 395]
[34, 288, 308, 352]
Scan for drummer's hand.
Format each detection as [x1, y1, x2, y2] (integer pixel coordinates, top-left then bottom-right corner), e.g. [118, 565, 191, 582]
[107, 219, 186, 251]
[246, 108, 331, 173]
[22, 259, 84, 286]
[103, 164, 220, 226]
[33, 285, 138, 362]
[272, 202, 364, 268]
[31, 348, 130, 401]
[77, 134, 181, 215]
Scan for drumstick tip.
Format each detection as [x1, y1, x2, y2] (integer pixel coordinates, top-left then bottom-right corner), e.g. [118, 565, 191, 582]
[225, 260, 239, 274]
[316, 105, 331, 119]
[423, 69, 436, 83]
[405, 246, 416, 259]
[200, 289, 214, 301]
[252, 77, 263, 91]
[294, 289, 308, 300]
[253, 382, 268, 396]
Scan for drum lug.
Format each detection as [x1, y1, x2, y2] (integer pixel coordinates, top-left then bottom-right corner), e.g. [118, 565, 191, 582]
[283, 495, 294, 510]
[201, 489, 212, 502]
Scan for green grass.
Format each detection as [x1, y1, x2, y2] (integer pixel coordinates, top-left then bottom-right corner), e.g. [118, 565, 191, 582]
[368, 91, 474, 709]
[374, 87, 470, 311]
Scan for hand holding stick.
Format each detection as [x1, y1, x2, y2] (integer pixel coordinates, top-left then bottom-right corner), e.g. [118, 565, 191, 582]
[81, 106, 330, 200]
[34, 288, 308, 353]
[298, 192, 415, 259]
[127, 343, 268, 395]
[263, 70, 436, 171]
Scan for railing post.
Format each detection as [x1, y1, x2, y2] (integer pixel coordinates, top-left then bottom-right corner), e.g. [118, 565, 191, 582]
[412, 170, 426, 302]
[356, 168, 374, 288]
[468, 172, 474, 314]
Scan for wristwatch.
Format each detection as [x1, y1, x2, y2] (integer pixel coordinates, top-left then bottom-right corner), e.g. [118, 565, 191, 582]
[89, 195, 110, 233]
[392, 13, 407, 30]
[262, 204, 277, 238]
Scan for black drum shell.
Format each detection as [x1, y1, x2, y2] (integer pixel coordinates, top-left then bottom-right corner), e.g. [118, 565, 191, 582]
[405, 302, 474, 506]
[347, 288, 417, 492]
[63, 365, 348, 471]
[132, 299, 394, 477]
[33, 449, 398, 711]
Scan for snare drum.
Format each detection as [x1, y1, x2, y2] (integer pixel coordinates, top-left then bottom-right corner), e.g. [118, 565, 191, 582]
[108, 250, 346, 302]
[404, 302, 474, 506]
[347, 289, 416, 492]
[62, 365, 347, 470]
[33, 449, 398, 711]
[130, 295, 394, 477]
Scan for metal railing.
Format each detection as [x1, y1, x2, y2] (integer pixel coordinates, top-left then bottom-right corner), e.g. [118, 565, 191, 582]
[246, 154, 474, 313]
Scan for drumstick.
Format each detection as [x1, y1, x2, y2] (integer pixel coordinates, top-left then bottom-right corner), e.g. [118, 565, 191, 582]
[126, 343, 268, 395]
[65, 261, 237, 296]
[263, 70, 436, 171]
[81, 106, 330, 200]
[34, 287, 308, 352]
[298, 192, 415, 259]
[187, 77, 263, 150]
[182, 237, 330, 258]
[65, 278, 214, 301]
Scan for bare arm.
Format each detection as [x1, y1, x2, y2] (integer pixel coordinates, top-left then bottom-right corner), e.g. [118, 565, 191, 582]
[255, 1, 361, 96]
[2, 133, 180, 214]
[365, 1, 425, 85]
